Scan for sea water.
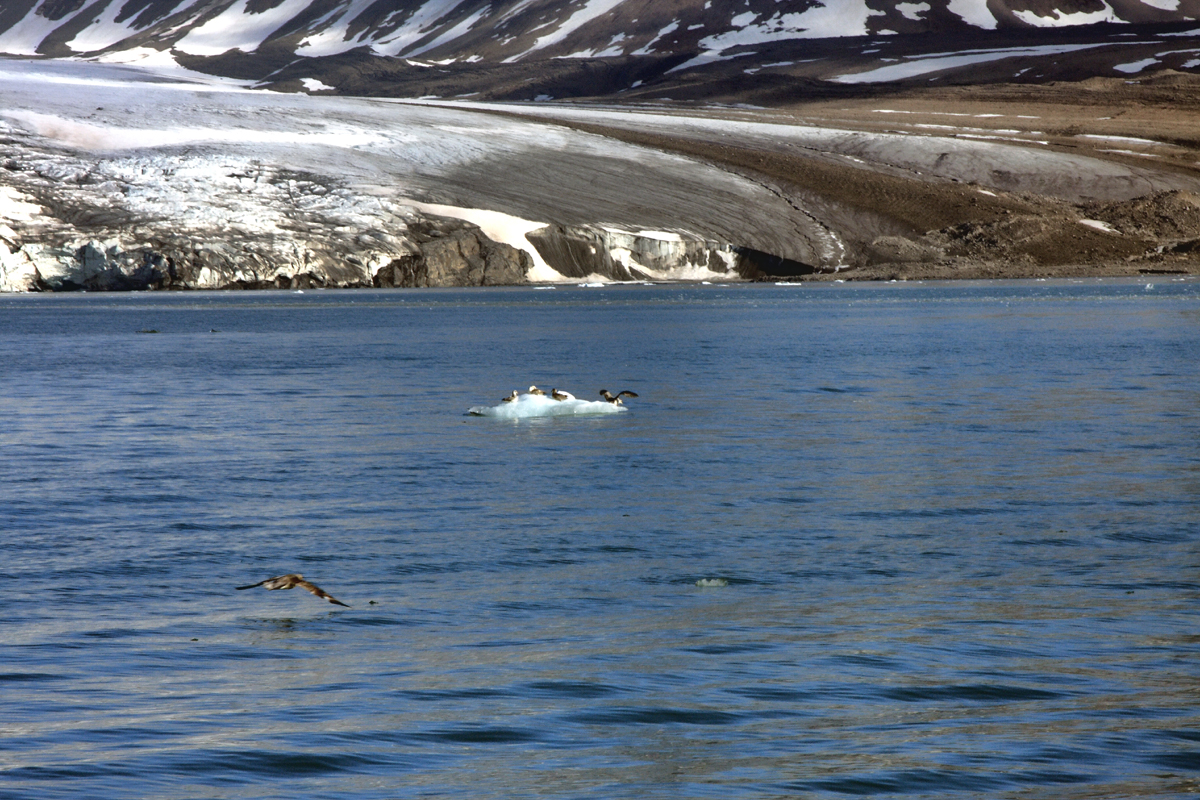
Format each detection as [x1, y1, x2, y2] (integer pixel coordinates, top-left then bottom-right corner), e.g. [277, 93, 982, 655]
[1, 280, 1197, 799]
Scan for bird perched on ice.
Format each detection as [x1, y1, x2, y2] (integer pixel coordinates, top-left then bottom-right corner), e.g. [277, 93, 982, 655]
[551, 388, 575, 401]
[236, 574, 350, 607]
[528, 385, 546, 396]
[600, 389, 638, 405]
[501, 389, 519, 403]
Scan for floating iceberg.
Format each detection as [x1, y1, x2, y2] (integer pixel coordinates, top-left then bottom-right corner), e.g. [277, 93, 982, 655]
[467, 393, 628, 418]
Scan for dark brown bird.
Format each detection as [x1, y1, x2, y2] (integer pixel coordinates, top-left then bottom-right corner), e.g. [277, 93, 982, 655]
[599, 389, 638, 405]
[236, 574, 350, 607]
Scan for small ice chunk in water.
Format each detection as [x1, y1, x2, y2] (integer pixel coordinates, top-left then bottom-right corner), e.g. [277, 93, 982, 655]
[468, 393, 627, 418]
[695, 578, 729, 587]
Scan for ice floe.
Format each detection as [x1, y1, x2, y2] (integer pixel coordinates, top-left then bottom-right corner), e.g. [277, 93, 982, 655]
[468, 393, 629, 418]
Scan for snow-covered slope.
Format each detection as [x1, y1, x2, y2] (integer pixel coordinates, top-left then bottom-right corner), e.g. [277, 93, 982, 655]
[0, 58, 835, 291]
[3, 0, 1197, 65]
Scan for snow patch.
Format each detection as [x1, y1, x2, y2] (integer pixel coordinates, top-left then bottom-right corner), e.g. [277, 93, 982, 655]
[0, 1, 65, 55]
[704, 0, 887, 47]
[632, 20, 679, 55]
[834, 44, 1109, 83]
[408, 5, 491, 57]
[946, 0, 997, 29]
[896, 2, 931, 21]
[301, 78, 336, 92]
[1079, 133, 1160, 145]
[667, 50, 757, 73]
[1079, 219, 1118, 233]
[406, 201, 560, 281]
[175, 0, 314, 56]
[64, 0, 149, 53]
[365, 0, 474, 57]
[505, 0, 629, 62]
[1114, 58, 1158, 73]
[90, 47, 183, 70]
[296, 0, 386, 56]
[1012, 2, 1118, 26]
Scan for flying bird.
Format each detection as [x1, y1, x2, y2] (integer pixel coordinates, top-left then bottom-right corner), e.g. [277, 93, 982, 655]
[236, 574, 350, 607]
[600, 389, 638, 404]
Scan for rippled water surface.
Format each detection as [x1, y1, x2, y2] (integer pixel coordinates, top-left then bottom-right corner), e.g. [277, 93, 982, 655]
[2, 280, 1198, 799]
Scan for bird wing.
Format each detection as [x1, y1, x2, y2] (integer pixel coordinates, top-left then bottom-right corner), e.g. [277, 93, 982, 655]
[236, 578, 270, 590]
[618, 391, 639, 398]
[236, 573, 300, 591]
[296, 579, 351, 607]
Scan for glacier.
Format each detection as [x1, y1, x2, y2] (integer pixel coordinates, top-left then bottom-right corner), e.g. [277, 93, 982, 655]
[0, 58, 834, 292]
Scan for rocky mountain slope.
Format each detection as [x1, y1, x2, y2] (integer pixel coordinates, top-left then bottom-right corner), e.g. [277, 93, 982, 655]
[3, 0, 1200, 100]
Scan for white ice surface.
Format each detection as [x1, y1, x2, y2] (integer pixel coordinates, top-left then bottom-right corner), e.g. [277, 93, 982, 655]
[4, 110, 388, 151]
[468, 393, 628, 418]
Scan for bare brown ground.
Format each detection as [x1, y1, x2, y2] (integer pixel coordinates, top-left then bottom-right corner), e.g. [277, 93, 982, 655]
[510, 74, 1200, 280]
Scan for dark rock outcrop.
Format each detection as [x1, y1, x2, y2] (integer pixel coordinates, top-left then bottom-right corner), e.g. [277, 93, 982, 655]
[375, 219, 530, 288]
